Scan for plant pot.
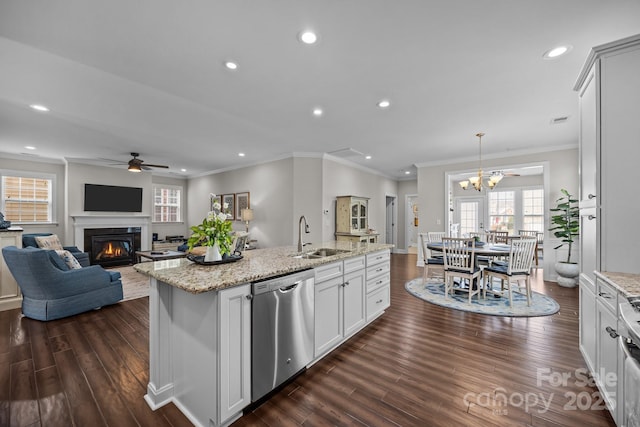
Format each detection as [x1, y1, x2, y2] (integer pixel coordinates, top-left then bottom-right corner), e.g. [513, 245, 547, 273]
[204, 244, 222, 262]
[555, 262, 579, 287]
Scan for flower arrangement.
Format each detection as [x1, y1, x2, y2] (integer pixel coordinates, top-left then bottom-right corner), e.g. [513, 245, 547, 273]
[187, 194, 234, 256]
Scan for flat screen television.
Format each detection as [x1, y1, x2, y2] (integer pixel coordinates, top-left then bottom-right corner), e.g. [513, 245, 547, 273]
[84, 184, 143, 212]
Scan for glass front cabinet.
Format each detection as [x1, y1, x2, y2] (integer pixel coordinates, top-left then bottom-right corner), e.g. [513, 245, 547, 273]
[335, 196, 379, 243]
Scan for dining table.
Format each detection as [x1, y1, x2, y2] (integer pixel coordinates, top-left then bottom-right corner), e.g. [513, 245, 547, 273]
[426, 241, 512, 258]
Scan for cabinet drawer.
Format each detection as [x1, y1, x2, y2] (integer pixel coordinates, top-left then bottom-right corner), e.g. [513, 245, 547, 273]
[366, 250, 390, 266]
[315, 261, 343, 283]
[366, 284, 390, 321]
[596, 278, 619, 315]
[367, 272, 390, 293]
[344, 255, 366, 274]
[366, 261, 390, 281]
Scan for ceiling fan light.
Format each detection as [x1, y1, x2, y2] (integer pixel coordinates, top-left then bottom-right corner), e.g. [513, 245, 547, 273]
[128, 164, 141, 172]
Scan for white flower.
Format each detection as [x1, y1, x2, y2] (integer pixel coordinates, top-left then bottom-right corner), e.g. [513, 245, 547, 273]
[213, 202, 221, 211]
[217, 212, 227, 222]
[223, 202, 229, 210]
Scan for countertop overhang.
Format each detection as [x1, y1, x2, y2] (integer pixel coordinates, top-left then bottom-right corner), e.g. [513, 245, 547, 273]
[134, 241, 393, 294]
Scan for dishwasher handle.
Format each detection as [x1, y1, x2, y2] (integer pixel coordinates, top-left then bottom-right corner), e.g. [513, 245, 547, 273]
[279, 281, 302, 293]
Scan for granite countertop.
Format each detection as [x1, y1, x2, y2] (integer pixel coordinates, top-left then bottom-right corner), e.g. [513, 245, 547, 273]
[134, 241, 393, 294]
[596, 271, 640, 297]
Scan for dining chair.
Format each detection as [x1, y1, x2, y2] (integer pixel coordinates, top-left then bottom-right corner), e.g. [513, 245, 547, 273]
[491, 231, 509, 244]
[518, 230, 540, 267]
[427, 231, 446, 257]
[442, 237, 482, 303]
[482, 237, 537, 307]
[469, 231, 491, 266]
[419, 233, 444, 282]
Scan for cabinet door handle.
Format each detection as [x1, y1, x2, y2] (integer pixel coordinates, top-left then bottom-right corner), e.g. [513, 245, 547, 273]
[605, 326, 619, 339]
[376, 299, 383, 304]
[588, 193, 596, 199]
[246, 294, 253, 300]
[598, 292, 612, 299]
[588, 215, 596, 220]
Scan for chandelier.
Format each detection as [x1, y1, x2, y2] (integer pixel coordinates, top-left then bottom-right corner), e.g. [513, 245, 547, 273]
[458, 133, 503, 191]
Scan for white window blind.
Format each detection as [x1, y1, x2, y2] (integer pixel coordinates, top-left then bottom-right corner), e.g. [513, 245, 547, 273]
[2, 175, 53, 223]
[153, 185, 181, 222]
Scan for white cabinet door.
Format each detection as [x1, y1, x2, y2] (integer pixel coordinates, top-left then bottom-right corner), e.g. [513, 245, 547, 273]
[578, 65, 598, 209]
[579, 283, 597, 373]
[579, 208, 598, 287]
[596, 300, 619, 422]
[343, 268, 366, 337]
[219, 283, 251, 424]
[314, 276, 344, 357]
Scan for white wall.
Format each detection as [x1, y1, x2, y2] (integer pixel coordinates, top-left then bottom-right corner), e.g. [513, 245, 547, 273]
[322, 158, 398, 244]
[417, 147, 578, 281]
[293, 156, 323, 247]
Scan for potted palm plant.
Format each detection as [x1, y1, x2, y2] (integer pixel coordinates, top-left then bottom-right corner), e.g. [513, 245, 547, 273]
[549, 188, 580, 287]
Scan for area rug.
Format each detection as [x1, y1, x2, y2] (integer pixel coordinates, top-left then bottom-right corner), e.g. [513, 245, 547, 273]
[108, 265, 150, 301]
[405, 278, 560, 317]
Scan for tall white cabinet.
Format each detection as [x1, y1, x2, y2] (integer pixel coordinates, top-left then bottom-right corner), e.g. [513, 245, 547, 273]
[575, 34, 640, 425]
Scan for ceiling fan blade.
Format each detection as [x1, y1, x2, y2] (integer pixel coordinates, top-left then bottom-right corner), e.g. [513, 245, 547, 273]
[141, 165, 152, 171]
[142, 163, 169, 168]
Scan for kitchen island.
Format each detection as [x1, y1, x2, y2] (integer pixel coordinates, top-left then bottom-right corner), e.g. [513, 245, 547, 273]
[134, 241, 393, 427]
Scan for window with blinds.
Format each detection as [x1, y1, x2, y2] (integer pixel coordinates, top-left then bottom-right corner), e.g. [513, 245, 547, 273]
[153, 185, 181, 222]
[2, 175, 53, 223]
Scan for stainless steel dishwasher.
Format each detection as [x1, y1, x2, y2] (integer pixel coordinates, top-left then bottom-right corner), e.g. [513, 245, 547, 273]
[252, 269, 314, 402]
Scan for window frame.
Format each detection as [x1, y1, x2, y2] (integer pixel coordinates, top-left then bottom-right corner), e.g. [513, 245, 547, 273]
[487, 185, 544, 234]
[0, 169, 57, 225]
[152, 184, 183, 223]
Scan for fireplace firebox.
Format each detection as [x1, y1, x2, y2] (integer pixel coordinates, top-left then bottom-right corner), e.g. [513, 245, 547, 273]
[84, 227, 141, 267]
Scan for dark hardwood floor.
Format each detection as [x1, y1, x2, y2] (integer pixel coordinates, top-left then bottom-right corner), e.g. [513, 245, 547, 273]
[1, 254, 615, 426]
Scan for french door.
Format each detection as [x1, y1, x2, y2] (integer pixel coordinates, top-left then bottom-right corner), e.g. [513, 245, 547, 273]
[454, 197, 485, 237]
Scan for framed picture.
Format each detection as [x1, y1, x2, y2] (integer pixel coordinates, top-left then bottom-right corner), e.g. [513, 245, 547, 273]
[210, 194, 222, 212]
[235, 192, 250, 221]
[222, 194, 235, 220]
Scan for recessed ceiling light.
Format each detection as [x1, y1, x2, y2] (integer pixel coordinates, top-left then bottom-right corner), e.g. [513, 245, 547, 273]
[543, 45, 572, 59]
[365, 155, 372, 160]
[24, 146, 36, 150]
[30, 104, 49, 112]
[180, 168, 187, 172]
[238, 152, 245, 157]
[299, 31, 318, 45]
[224, 61, 238, 70]
[377, 99, 391, 109]
[405, 170, 411, 175]
[312, 107, 323, 117]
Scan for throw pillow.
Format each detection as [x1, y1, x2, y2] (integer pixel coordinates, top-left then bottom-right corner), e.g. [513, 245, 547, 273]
[35, 234, 63, 250]
[55, 249, 83, 270]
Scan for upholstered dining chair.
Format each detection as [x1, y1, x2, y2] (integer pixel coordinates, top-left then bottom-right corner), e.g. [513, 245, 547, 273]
[442, 237, 482, 303]
[419, 233, 444, 282]
[482, 237, 537, 307]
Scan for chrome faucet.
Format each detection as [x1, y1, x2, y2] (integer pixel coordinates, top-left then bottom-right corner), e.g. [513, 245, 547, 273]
[298, 215, 310, 253]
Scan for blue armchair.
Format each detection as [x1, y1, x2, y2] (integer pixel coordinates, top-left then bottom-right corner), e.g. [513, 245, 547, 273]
[22, 233, 90, 267]
[2, 246, 123, 321]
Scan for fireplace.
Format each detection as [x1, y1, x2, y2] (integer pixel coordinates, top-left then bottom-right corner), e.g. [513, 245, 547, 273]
[84, 227, 141, 267]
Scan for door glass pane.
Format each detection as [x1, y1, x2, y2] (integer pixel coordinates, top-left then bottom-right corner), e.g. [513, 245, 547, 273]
[352, 203, 358, 217]
[459, 201, 478, 236]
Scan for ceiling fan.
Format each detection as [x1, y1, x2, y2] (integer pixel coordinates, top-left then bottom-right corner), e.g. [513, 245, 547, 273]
[125, 153, 169, 172]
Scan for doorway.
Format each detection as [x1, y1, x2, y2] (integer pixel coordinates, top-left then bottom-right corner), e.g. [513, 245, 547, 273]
[405, 194, 418, 253]
[385, 196, 396, 249]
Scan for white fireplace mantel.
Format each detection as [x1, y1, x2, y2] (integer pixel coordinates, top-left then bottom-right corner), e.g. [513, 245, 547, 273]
[72, 215, 151, 251]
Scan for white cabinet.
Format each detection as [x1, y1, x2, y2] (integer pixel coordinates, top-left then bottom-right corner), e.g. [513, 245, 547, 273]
[595, 278, 620, 423]
[0, 228, 23, 312]
[365, 250, 391, 322]
[314, 257, 366, 358]
[146, 280, 251, 427]
[579, 281, 597, 373]
[335, 196, 379, 243]
[575, 34, 640, 277]
[218, 284, 252, 424]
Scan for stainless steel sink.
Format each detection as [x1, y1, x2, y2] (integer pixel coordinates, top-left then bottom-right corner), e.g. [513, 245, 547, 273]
[291, 248, 350, 259]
